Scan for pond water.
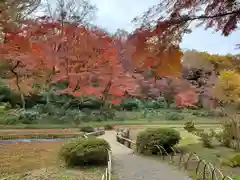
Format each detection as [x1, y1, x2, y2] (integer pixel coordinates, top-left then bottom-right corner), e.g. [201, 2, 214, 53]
[0, 138, 78, 144]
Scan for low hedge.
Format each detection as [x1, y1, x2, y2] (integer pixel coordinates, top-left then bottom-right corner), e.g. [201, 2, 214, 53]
[164, 112, 184, 120]
[80, 126, 95, 133]
[59, 137, 110, 166]
[136, 128, 181, 155]
[104, 124, 114, 130]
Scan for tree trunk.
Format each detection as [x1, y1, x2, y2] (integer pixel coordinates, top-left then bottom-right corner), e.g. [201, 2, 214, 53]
[102, 97, 109, 109]
[20, 93, 26, 110]
[11, 61, 25, 109]
[15, 79, 26, 110]
[101, 78, 112, 109]
[45, 85, 51, 104]
[46, 93, 50, 104]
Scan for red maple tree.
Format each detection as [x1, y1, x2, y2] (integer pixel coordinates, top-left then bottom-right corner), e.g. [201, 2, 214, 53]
[1, 16, 141, 106]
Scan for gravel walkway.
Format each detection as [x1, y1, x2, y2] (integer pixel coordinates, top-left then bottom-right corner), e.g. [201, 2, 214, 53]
[100, 131, 192, 180]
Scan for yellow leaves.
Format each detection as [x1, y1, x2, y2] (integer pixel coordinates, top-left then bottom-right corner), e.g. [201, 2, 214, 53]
[212, 70, 240, 103]
[200, 52, 233, 70]
[219, 70, 240, 79]
[182, 50, 236, 72]
[182, 50, 214, 70]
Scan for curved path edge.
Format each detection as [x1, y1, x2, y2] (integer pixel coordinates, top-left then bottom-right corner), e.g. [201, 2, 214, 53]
[100, 131, 192, 180]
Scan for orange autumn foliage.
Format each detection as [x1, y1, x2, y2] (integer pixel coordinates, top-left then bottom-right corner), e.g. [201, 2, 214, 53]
[1, 17, 141, 102]
[1, 15, 184, 103]
[128, 28, 182, 77]
[52, 25, 140, 101]
[0, 31, 49, 94]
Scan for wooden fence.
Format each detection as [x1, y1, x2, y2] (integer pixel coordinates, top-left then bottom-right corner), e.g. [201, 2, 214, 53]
[101, 150, 112, 180]
[116, 133, 233, 180]
[83, 131, 112, 180]
[85, 130, 105, 137]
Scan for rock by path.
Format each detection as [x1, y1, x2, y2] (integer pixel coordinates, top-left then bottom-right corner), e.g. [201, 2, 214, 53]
[100, 131, 192, 180]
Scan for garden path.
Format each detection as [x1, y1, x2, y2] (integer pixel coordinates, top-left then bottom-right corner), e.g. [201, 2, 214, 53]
[100, 131, 192, 180]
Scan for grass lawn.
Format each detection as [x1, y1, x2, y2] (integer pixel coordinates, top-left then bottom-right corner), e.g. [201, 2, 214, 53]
[0, 141, 106, 179]
[0, 117, 221, 140]
[0, 119, 220, 129]
[129, 125, 219, 142]
[0, 129, 83, 140]
[0, 110, 221, 129]
[179, 143, 240, 177]
[176, 129, 201, 146]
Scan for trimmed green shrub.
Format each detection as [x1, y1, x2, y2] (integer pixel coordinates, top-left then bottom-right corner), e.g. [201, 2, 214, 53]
[82, 110, 116, 122]
[144, 100, 164, 109]
[0, 102, 12, 109]
[81, 108, 92, 115]
[121, 99, 140, 110]
[33, 104, 57, 115]
[3, 110, 39, 125]
[201, 132, 213, 148]
[156, 97, 166, 108]
[80, 126, 94, 133]
[209, 128, 216, 137]
[104, 124, 114, 130]
[98, 110, 116, 120]
[19, 110, 39, 124]
[192, 110, 216, 117]
[4, 115, 19, 125]
[164, 112, 184, 120]
[59, 137, 110, 166]
[216, 129, 232, 148]
[194, 128, 204, 137]
[169, 103, 177, 109]
[79, 97, 103, 109]
[136, 128, 181, 155]
[184, 121, 196, 132]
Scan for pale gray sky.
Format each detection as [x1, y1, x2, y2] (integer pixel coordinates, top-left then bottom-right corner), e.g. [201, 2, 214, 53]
[38, 0, 240, 55]
[89, 0, 240, 55]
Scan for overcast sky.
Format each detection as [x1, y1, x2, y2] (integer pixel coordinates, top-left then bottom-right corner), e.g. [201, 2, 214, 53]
[89, 0, 240, 55]
[40, 0, 240, 55]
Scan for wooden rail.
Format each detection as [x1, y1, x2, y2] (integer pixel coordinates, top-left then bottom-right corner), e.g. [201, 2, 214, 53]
[84, 130, 105, 137]
[83, 130, 112, 180]
[101, 150, 112, 180]
[116, 133, 233, 180]
[116, 134, 136, 148]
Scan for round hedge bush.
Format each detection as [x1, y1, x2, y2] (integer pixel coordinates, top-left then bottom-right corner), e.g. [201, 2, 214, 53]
[184, 121, 196, 132]
[104, 124, 114, 130]
[80, 126, 94, 133]
[59, 137, 110, 166]
[136, 128, 181, 155]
